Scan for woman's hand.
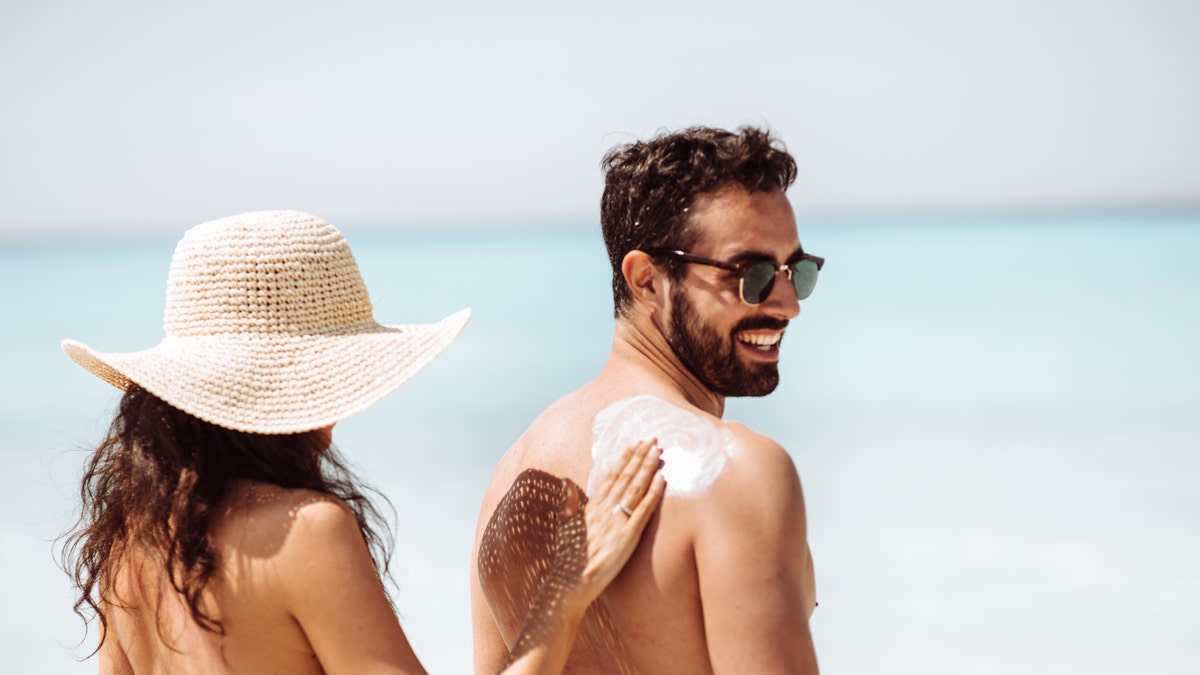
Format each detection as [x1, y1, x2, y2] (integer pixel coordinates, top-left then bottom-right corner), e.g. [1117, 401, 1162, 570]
[571, 438, 666, 605]
[499, 439, 666, 675]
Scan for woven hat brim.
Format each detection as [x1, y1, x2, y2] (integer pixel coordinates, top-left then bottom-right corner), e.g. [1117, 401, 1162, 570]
[61, 308, 471, 434]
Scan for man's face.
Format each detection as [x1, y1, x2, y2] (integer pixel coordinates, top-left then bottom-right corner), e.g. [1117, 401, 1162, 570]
[661, 186, 803, 397]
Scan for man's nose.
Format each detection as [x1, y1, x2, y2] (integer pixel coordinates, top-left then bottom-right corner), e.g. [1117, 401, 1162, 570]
[760, 269, 801, 319]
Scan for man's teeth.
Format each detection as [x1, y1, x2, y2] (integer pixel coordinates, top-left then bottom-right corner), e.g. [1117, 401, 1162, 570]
[737, 332, 782, 350]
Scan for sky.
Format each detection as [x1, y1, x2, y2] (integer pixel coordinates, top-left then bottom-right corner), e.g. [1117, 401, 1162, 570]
[2, 0, 1199, 237]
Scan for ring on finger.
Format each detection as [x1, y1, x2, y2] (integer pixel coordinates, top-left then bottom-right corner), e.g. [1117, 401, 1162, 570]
[613, 503, 633, 517]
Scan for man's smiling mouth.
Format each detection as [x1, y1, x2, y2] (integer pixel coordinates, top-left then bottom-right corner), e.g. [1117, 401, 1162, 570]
[736, 330, 784, 351]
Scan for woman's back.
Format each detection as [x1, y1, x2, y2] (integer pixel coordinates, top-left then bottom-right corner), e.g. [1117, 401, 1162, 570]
[102, 481, 421, 674]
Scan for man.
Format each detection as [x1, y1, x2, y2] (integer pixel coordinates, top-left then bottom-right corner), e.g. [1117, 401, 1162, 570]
[471, 127, 822, 674]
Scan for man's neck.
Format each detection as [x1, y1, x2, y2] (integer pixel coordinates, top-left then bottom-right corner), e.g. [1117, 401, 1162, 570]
[603, 318, 725, 418]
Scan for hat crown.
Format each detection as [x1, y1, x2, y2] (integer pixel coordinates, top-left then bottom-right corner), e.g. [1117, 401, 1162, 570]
[163, 211, 376, 337]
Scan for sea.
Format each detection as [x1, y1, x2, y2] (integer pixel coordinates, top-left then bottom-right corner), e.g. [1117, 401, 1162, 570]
[2, 213, 1197, 674]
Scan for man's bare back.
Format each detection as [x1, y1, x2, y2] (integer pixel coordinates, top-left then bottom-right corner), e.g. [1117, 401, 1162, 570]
[473, 372, 816, 674]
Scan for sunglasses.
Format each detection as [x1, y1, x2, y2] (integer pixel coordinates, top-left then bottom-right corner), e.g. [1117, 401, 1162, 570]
[644, 248, 825, 305]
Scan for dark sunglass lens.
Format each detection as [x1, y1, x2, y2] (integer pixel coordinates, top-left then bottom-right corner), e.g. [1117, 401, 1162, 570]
[791, 260, 819, 300]
[741, 261, 778, 304]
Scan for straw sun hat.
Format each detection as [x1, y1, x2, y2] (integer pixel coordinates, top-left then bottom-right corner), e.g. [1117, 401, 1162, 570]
[62, 210, 471, 434]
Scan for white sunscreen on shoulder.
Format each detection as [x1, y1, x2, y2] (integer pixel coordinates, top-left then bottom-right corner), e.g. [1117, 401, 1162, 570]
[588, 395, 733, 499]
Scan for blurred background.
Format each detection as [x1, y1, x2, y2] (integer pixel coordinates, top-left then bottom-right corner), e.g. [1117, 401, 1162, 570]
[2, 1, 1197, 673]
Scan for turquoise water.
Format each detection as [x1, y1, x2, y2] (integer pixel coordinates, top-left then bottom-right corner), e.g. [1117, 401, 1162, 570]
[2, 215, 1197, 673]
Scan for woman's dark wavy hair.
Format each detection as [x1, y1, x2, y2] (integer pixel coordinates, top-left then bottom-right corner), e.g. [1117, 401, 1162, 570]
[599, 126, 798, 316]
[59, 383, 394, 651]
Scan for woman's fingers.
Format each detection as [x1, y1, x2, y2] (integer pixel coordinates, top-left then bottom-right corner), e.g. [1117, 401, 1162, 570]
[576, 439, 666, 600]
[593, 439, 657, 511]
[618, 439, 666, 539]
[615, 438, 662, 517]
[626, 466, 666, 532]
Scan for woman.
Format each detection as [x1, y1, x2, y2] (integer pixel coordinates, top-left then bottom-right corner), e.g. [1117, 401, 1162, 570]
[59, 210, 665, 674]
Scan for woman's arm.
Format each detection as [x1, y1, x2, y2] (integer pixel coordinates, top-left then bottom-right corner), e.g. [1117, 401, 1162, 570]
[280, 493, 428, 674]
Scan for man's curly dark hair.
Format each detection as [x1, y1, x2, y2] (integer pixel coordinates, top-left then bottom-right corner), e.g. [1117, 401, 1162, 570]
[599, 126, 798, 316]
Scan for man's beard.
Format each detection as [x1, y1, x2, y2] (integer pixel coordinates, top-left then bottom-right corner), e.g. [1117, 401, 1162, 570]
[665, 285, 785, 397]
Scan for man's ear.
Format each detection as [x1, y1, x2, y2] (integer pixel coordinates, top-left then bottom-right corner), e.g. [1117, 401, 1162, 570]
[622, 250, 666, 312]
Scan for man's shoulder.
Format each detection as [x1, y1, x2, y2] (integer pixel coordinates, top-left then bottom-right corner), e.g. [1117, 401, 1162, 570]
[479, 389, 595, 512]
[495, 382, 616, 468]
[700, 419, 805, 514]
[719, 420, 800, 476]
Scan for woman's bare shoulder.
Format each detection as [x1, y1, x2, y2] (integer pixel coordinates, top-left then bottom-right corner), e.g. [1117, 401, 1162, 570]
[213, 481, 358, 560]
